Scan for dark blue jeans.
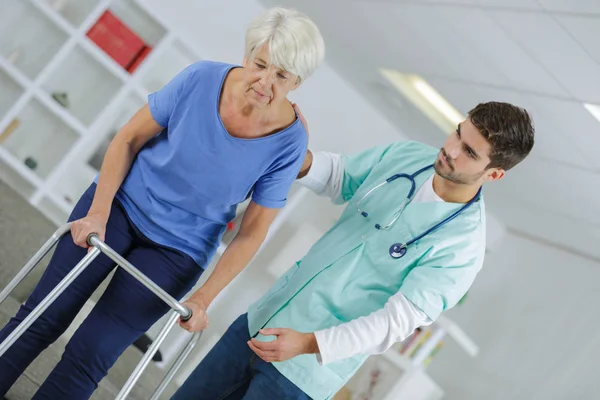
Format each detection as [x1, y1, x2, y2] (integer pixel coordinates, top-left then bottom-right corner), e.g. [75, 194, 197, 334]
[0, 184, 204, 399]
[172, 314, 311, 400]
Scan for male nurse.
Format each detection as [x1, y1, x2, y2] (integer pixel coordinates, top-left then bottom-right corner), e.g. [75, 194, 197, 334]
[173, 101, 535, 400]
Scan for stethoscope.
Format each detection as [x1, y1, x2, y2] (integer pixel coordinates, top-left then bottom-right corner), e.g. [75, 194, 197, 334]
[356, 164, 482, 259]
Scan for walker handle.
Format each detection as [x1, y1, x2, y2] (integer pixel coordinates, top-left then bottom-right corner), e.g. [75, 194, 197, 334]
[180, 309, 193, 322]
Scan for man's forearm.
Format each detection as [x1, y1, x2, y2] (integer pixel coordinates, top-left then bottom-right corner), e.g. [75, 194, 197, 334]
[190, 234, 266, 306]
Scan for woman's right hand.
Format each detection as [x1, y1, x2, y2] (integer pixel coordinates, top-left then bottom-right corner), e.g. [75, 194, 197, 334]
[70, 211, 108, 249]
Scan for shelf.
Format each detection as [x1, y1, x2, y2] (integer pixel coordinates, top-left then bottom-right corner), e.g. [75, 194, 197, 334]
[0, 148, 40, 199]
[140, 39, 197, 93]
[0, 0, 69, 79]
[42, 0, 100, 28]
[45, 91, 144, 207]
[51, 162, 96, 207]
[0, 68, 24, 120]
[381, 349, 416, 372]
[85, 91, 145, 171]
[0, 98, 79, 179]
[109, 0, 166, 47]
[40, 44, 122, 126]
[340, 355, 407, 400]
[435, 315, 479, 357]
[38, 194, 71, 226]
[79, 0, 166, 77]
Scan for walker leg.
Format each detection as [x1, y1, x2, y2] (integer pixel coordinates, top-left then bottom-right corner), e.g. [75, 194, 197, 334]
[115, 311, 179, 400]
[0, 224, 71, 306]
[149, 331, 203, 400]
[0, 247, 101, 358]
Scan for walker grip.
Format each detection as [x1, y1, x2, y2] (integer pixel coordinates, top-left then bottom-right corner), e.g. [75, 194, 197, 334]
[180, 308, 193, 322]
[86, 232, 99, 247]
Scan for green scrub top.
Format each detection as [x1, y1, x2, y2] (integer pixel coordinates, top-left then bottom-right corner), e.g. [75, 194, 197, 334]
[247, 141, 486, 399]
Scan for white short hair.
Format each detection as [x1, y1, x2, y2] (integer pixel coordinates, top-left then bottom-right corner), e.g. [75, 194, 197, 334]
[245, 7, 325, 82]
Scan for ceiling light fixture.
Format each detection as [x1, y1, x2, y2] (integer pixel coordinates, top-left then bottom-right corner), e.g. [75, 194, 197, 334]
[379, 68, 464, 135]
[584, 103, 600, 123]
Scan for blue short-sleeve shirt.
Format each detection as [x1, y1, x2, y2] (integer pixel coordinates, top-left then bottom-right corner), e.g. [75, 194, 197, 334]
[114, 61, 308, 267]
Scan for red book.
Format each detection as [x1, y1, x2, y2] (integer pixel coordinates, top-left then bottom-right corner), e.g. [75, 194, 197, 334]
[87, 10, 145, 69]
[126, 45, 153, 74]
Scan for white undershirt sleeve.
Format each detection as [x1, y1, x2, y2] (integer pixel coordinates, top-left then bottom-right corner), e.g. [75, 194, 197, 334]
[313, 292, 432, 365]
[296, 151, 344, 201]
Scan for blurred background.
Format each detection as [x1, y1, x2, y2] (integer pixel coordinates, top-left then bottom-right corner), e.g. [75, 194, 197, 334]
[1, 0, 599, 399]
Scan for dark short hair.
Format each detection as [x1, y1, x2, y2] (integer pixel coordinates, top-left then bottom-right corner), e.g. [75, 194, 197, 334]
[468, 102, 535, 171]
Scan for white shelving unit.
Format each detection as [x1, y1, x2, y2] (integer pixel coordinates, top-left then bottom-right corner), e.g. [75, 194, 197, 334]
[0, 68, 24, 118]
[0, 0, 198, 226]
[41, 0, 100, 28]
[336, 315, 479, 400]
[2, 98, 79, 179]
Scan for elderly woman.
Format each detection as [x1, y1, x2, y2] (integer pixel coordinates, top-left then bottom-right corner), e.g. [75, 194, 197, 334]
[0, 7, 324, 400]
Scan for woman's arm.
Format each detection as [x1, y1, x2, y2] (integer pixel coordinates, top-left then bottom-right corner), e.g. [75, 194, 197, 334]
[70, 104, 163, 247]
[179, 201, 279, 331]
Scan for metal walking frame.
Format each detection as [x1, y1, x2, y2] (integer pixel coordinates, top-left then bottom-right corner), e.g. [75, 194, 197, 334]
[0, 223, 203, 399]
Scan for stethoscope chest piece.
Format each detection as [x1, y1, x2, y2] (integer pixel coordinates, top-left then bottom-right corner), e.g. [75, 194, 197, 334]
[359, 164, 482, 261]
[389, 243, 407, 259]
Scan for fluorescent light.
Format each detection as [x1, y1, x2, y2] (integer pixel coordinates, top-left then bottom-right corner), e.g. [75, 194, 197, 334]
[584, 103, 600, 123]
[379, 68, 465, 135]
[412, 79, 464, 126]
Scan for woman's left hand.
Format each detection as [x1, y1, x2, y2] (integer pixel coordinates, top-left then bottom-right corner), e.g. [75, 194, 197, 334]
[178, 298, 209, 332]
[247, 328, 319, 362]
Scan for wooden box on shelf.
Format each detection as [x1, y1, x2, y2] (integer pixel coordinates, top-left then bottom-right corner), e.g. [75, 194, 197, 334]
[86, 10, 147, 71]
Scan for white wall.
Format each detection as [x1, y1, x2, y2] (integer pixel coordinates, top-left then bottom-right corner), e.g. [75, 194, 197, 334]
[427, 233, 600, 400]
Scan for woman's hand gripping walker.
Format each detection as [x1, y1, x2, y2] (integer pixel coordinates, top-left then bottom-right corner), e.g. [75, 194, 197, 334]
[0, 223, 204, 400]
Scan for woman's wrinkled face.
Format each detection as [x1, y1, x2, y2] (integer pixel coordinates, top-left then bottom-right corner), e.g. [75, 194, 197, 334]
[242, 45, 300, 108]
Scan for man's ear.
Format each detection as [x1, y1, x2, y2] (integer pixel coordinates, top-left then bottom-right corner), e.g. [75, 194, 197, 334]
[486, 168, 505, 182]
